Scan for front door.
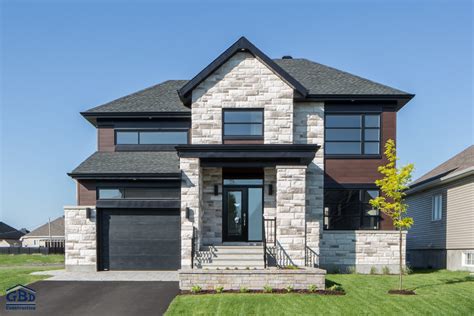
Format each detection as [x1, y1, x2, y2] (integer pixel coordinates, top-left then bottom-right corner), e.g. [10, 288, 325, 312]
[223, 186, 263, 242]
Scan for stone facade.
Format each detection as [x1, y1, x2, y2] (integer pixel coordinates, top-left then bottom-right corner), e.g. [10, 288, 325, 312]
[294, 102, 324, 265]
[180, 158, 201, 268]
[191, 52, 294, 145]
[179, 268, 326, 290]
[276, 166, 307, 266]
[201, 168, 223, 245]
[64, 206, 97, 272]
[320, 230, 407, 273]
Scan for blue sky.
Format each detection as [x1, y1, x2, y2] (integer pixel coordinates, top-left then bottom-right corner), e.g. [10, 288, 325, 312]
[1, 0, 472, 230]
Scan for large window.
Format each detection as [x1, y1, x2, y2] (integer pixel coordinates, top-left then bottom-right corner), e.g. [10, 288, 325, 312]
[97, 187, 180, 200]
[116, 130, 188, 145]
[223, 109, 263, 139]
[432, 194, 443, 221]
[325, 114, 381, 155]
[324, 189, 380, 230]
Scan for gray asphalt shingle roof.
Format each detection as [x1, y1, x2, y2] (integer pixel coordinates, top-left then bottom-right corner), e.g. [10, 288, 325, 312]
[0, 222, 24, 240]
[23, 217, 64, 237]
[70, 151, 180, 175]
[83, 59, 411, 114]
[410, 145, 474, 187]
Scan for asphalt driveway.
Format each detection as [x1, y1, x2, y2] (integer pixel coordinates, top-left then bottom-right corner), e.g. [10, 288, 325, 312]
[0, 281, 179, 316]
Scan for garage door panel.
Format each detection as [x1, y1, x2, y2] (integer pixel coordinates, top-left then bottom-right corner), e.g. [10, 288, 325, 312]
[99, 209, 180, 271]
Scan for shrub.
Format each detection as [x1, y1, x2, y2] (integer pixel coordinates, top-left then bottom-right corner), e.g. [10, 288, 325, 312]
[285, 285, 294, 293]
[370, 266, 377, 275]
[402, 265, 413, 275]
[308, 284, 318, 292]
[347, 266, 356, 274]
[263, 285, 273, 293]
[191, 285, 202, 294]
[328, 284, 344, 292]
[382, 266, 390, 275]
[215, 286, 224, 294]
[239, 287, 249, 293]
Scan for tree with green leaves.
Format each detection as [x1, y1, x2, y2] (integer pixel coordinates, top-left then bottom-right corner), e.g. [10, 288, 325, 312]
[369, 139, 414, 291]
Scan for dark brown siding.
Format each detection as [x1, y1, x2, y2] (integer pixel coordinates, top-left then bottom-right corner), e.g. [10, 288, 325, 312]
[77, 180, 96, 206]
[98, 127, 115, 152]
[325, 111, 396, 229]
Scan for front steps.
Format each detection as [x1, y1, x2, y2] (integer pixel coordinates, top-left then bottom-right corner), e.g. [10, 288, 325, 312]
[194, 245, 265, 269]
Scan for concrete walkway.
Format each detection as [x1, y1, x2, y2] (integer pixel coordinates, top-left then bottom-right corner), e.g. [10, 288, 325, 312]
[32, 269, 179, 281]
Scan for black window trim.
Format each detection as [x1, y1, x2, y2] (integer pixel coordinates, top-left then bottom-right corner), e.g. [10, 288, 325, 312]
[97, 186, 181, 200]
[325, 112, 382, 159]
[114, 128, 189, 145]
[323, 188, 381, 231]
[222, 108, 264, 140]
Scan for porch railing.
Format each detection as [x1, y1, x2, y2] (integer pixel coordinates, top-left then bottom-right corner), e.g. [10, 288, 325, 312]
[263, 218, 276, 268]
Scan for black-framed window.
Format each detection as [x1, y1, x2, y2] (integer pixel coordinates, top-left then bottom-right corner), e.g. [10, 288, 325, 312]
[325, 114, 381, 155]
[115, 130, 188, 145]
[324, 189, 380, 230]
[97, 187, 180, 200]
[223, 109, 263, 139]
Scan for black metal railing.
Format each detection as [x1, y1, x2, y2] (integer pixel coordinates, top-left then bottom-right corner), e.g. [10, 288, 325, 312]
[263, 218, 276, 268]
[305, 246, 319, 267]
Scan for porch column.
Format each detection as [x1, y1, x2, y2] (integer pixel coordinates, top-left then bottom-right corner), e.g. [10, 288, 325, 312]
[276, 165, 307, 266]
[180, 158, 202, 269]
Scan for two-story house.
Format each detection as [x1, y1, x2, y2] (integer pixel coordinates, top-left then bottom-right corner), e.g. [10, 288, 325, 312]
[66, 37, 414, 288]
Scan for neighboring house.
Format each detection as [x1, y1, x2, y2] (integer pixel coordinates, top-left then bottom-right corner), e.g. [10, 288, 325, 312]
[0, 222, 24, 247]
[65, 37, 414, 281]
[406, 145, 474, 271]
[21, 216, 65, 247]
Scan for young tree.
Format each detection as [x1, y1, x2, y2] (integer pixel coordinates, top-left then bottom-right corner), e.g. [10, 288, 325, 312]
[369, 139, 414, 291]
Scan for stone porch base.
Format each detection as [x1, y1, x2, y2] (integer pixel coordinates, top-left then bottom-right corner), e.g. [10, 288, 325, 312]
[178, 268, 326, 290]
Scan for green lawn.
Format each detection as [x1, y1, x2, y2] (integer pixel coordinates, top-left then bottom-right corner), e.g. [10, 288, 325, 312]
[0, 254, 64, 266]
[0, 254, 64, 296]
[166, 270, 474, 315]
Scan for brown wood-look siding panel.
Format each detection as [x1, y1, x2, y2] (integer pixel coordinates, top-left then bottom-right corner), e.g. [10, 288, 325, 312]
[98, 127, 115, 152]
[77, 180, 96, 206]
[324, 111, 397, 229]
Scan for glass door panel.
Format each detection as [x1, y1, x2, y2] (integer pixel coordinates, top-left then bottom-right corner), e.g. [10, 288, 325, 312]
[226, 190, 243, 239]
[248, 188, 263, 241]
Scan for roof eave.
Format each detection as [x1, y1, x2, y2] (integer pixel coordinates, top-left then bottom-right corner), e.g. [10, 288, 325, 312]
[296, 94, 415, 110]
[68, 172, 182, 180]
[406, 167, 474, 195]
[80, 111, 191, 126]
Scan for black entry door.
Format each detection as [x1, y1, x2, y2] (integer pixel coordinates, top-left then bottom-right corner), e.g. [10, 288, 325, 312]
[223, 187, 263, 242]
[99, 209, 180, 271]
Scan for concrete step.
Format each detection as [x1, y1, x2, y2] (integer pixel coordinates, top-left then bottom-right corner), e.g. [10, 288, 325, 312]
[199, 263, 265, 269]
[201, 246, 264, 255]
[212, 255, 263, 261]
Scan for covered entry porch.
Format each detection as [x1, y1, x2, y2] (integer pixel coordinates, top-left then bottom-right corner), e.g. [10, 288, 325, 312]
[176, 144, 320, 269]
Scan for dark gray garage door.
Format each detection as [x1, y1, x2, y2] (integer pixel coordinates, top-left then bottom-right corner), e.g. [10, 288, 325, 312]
[99, 209, 180, 271]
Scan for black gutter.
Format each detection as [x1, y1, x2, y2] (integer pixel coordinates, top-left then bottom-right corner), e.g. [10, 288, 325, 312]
[68, 172, 182, 180]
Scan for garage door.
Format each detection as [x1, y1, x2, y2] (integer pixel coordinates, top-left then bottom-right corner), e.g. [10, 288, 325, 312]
[99, 209, 180, 271]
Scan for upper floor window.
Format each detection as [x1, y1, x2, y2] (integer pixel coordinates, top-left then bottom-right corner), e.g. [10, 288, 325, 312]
[324, 189, 380, 230]
[325, 114, 381, 156]
[223, 109, 263, 139]
[115, 130, 188, 145]
[432, 194, 443, 221]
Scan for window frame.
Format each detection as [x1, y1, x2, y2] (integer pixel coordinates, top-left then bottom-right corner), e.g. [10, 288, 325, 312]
[114, 129, 189, 145]
[222, 108, 264, 140]
[96, 186, 181, 200]
[432, 194, 443, 221]
[463, 252, 474, 267]
[324, 112, 382, 158]
[323, 188, 381, 231]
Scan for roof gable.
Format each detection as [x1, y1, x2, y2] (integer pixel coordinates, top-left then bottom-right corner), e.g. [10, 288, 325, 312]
[0, 222, 24, 240]
[178, 36, 308, 105]
[22, 216, 65, 238]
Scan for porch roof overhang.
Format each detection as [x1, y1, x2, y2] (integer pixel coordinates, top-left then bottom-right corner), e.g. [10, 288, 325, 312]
[176, 144, 320, 167]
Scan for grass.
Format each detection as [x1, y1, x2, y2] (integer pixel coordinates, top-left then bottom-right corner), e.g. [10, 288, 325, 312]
[0, 254, 64, 266]
[165, 270, 474, 315]
[0, 254, 64, 296]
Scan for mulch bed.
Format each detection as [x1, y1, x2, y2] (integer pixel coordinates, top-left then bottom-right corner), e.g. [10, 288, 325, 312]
[181, 289, 345, 295]
[388, 289, 416, 295]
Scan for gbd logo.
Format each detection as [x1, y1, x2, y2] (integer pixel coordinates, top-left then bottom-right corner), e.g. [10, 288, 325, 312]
[5, 284, 36, 311]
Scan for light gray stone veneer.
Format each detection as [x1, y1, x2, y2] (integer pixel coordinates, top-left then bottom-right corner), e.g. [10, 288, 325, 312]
[201, 168, 223, 245]
[179, 268, 326, 290]
[191, 52, 294, 145]
[320, 230, 407, 273]
[64, 206, 97, 272]
[276, 166, 307, 266]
